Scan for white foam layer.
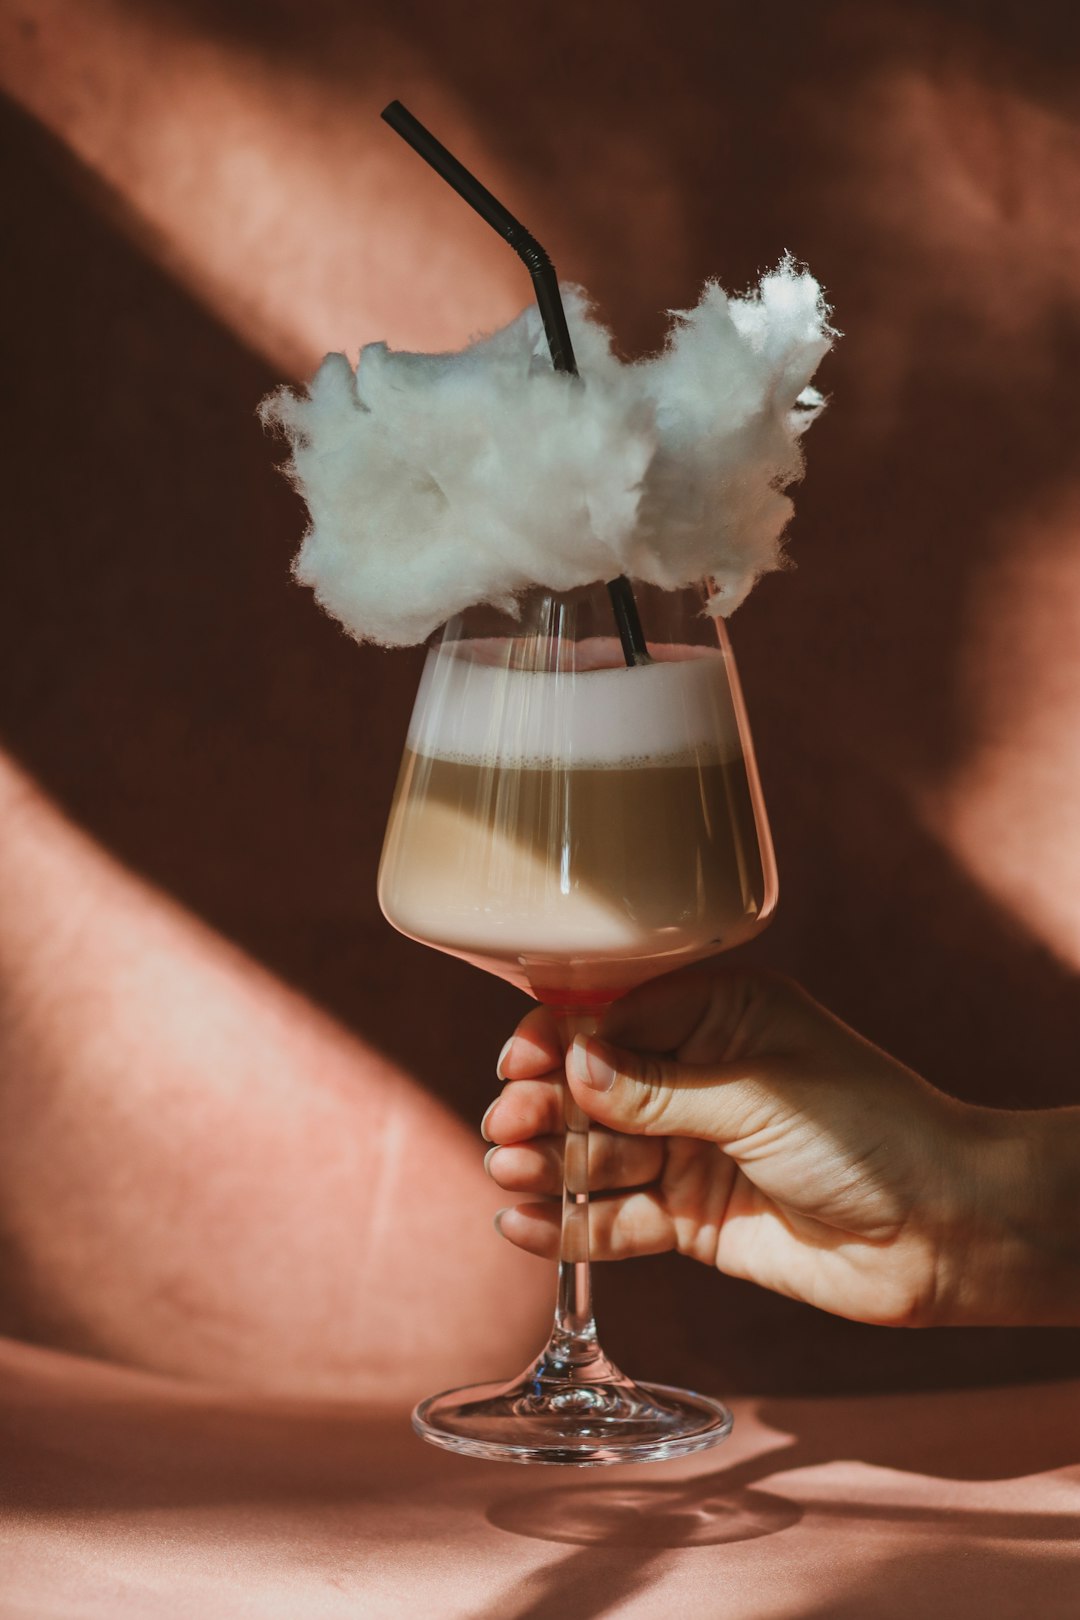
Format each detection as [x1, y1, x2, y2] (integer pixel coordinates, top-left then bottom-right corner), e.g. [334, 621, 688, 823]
[407, 645, 741, 767]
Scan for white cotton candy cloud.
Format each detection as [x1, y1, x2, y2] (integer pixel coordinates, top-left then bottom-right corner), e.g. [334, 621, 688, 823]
[261, 257, 835, 646]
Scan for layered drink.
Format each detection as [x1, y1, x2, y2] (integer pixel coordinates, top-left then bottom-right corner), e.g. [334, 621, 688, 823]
[378, 637, 776, 1006]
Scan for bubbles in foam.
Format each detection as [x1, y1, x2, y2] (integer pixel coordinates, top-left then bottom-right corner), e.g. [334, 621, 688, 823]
[407, 645, 741, 768]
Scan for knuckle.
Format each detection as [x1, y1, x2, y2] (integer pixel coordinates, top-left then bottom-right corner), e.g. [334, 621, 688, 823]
[626, 1057, 673, 1131]
[697, 965, 793, 1060]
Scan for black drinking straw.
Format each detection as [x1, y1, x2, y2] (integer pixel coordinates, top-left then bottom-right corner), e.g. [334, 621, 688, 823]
[381, 99, 650, 667]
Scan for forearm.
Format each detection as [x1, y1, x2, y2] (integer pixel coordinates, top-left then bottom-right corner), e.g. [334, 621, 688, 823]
[945, 1104, 1080, 1327]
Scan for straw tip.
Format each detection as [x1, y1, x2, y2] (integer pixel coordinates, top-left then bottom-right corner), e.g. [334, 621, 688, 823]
[380, 99, 407, 126]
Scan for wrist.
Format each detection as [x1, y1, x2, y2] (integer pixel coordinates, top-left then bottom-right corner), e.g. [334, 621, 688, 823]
[940, 1104, 1080, 1327]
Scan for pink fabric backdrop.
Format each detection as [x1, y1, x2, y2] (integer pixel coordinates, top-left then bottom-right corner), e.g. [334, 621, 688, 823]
[0, 0, 1078, 1412]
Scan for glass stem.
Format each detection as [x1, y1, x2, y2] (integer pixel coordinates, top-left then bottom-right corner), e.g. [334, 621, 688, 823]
[531, 1011, 618, 1384]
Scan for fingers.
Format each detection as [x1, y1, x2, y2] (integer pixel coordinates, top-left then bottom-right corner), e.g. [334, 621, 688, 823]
[556, 967, 826, 1145]
[489, 967, 823, 1155]
[495, 1192, 676, 1261]
[486, 1001, 585, 1142]
[486, 1131, 664, 1196]
[482, 1079, 564, 1144]
[497, 1006, 563, 1081]
[600, 964, 804, 1066]
[564, 1031, 773, 1144]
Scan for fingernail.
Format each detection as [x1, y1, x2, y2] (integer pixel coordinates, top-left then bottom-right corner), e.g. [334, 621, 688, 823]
[480, 1101, 500, 1142]
[483, 1145, 499, 1176]
[496, 1038, 515, 1080]
[493, 1208, 508, 1236]
[569, 1035, 617, 1093]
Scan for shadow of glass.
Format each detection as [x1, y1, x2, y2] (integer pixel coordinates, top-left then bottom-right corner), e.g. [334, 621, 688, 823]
[487, 1478, 801, 1549]
[485, 1398, 1080, 1553]
[477, 1470, 800, 1620]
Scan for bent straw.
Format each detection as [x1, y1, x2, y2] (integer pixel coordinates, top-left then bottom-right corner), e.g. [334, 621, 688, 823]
[381, 99, 650, 667]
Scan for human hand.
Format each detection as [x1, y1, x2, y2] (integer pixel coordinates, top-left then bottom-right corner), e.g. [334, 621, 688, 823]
[481, 967, 1076, 1328]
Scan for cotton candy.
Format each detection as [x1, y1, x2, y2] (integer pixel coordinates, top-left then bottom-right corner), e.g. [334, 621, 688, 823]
[261, 257, 835, 646]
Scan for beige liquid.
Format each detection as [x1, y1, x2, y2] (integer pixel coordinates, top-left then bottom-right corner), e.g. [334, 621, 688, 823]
[378, 749, 769, 1004]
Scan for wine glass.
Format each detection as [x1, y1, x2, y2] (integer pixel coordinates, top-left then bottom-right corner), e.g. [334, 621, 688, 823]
[377, 580, 777, 1464]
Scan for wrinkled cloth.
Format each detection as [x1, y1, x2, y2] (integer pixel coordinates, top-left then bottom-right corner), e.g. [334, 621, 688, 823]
[2, 1337, 1077, 1619]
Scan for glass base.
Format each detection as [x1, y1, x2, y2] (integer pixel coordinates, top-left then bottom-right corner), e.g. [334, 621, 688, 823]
[412, 1373, 733, 1467]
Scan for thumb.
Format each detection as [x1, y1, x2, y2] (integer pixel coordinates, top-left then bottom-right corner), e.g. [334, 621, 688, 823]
[566, 1034, 747, 1142]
